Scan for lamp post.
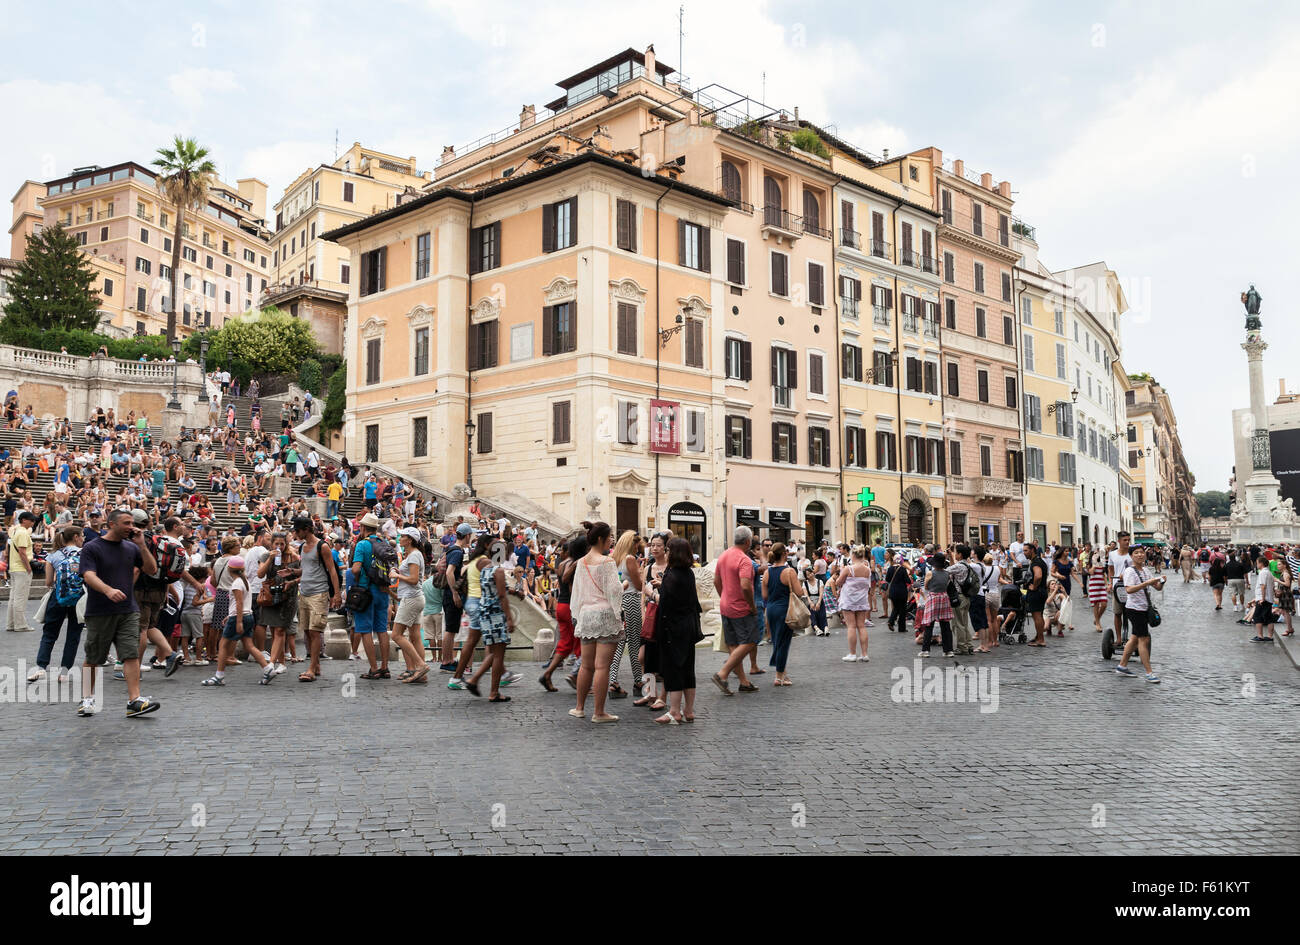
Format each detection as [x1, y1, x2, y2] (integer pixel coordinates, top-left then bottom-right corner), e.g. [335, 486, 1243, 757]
[197, 337, 210, 404]
[464, 418, 476, 495]
[167, 338, 182, 410]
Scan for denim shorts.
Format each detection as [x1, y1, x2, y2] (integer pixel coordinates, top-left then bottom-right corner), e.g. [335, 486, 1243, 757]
[222, 612, 255, 640]
[464, 596, 483, 632]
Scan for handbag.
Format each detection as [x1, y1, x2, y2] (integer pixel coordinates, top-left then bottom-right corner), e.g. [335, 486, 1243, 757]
[1143, 582, 1161, 628]
[33, 589, 51, 625]
[785, 589, 811, 630]
[641, 600, 658, 641]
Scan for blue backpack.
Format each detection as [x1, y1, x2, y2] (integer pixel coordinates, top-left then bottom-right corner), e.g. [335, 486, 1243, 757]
[54, 548, 85, 607]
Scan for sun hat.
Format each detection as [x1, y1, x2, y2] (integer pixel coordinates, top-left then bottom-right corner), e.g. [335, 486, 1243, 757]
[228, 556, 245, 569]
[359, 512, 381, 528]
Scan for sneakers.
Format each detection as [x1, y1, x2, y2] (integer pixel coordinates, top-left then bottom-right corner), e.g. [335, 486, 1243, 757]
[138, 661, 152, 673]
[1250, 636, 1271, 643]
[126, 696, 160, 717]
[163, 652, 182, 678]
[259, 664, 276, 686]
[1144, 672, 1161, 684]
[499, 671, 523, 687]
[77, 698, 96, 717]
[272, 663, 287, 675]
[447, 678, 467, 690]
[438, 662, 457, 672]
[858, 654, 869, 662]
[919, 651, 931, 658]
[1115, 664, 1137, 676]
[112, 669, 125, 680]
[26, 667, 46, 682]
[841, 654, 858, 662]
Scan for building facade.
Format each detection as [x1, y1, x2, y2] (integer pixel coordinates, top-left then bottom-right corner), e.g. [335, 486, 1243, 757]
[10, 163, 273, 337]
[268, 143, 431, 355]
[327, 144, 731, 557]
[1056, 261, 1128, 546]
[1126, 376, 1198, 545]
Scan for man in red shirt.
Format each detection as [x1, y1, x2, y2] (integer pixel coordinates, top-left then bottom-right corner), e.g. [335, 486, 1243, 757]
[710, 526, 761, 696]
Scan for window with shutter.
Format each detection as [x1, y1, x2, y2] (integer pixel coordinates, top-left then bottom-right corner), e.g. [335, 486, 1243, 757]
[809, 353, 824, 395]
[840, 199, 856, 246]
[364, 338, 381, 384]
[871, 212, 885, 257]
[553, 401, 571, 445]
[543, 303, 575, 356]
[770, 251, 788, 296]
[808, 262, 825, 307]
[1003, 314, 1014, 345]
[684, 318, 704, 369]
[616, 302, 637, 356]
[617, 402, 638, 445]
[726, 238, 745, 285]
[950, 441, 962, 476]
[1001, 271, 1011, 302]
[343, 181, 354, 203]
[616, 199, 637, 253]
[906, 357, 921, 392]
[945, 297, 956, 329]
[872, 349, 892, 387]
[721, 162, 742, 203]
[901, 222, 913, 263]
[923, 361, 938, 395]
[974, 262, 985, 294]
[1004, 374, 1017, 407]
[476, 413, 493, 453]
[1056, 342, 1067, 379]
[977, 369, 989, 403]
[947, 362, 959, 397]
[763, 176, 782, 212]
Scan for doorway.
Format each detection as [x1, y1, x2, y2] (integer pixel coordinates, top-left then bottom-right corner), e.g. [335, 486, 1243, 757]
[804, 501, 827, 548]
[906, 499, 926, 544]
[615, 497, 639, 537]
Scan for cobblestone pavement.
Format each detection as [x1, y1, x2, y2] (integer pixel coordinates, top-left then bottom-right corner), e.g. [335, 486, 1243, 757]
[0, 577, 1296, 855]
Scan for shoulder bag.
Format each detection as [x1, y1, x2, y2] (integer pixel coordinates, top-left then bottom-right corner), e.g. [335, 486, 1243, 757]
[785, 572, 812, 630]
[1142, 572, 1161, 627]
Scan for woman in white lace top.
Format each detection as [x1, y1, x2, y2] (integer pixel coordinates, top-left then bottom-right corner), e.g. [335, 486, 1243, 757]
[569, 522, 624, 723]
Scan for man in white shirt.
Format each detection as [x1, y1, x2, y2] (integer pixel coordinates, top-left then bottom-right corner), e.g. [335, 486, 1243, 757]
[1008, 532, 1028, 576]
[1106, 531, 1134, 641]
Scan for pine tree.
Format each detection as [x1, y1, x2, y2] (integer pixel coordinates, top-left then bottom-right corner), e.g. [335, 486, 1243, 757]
[3, 224, 102, 331]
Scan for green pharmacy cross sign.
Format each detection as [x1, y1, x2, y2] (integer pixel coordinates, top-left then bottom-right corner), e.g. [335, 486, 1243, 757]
[849, 486, 876, 507]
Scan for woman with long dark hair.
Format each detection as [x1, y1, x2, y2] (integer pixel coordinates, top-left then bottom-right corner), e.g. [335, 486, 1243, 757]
[634, 532, 670, 710]
[763, 542, 811, 687]
[653, 537, 704, 724]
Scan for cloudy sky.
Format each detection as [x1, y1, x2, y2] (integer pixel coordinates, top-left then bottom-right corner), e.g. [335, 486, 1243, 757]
[3, 0, 1295, 490]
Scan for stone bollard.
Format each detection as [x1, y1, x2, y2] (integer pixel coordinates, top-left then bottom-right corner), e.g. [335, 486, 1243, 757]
[532, 627, 555, 663]
[324, 613, 351, 660]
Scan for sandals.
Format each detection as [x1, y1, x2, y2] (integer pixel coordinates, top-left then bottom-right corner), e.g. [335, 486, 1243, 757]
[646, 700, 667, 711]
[633, 694, 656, 706]
[298, 671, 317, 682]
[607, 685, 628, 699]
[359, 668, 385, 679]
[539, 674, 559, 692]
[654, 713, 681, 725]
[489, 694, 511, 703]
[401, 667, 430, 684]
[397, 669, 415, 681]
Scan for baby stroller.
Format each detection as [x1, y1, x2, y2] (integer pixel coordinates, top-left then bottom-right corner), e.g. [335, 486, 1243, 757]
[996, 580, 1029, 645]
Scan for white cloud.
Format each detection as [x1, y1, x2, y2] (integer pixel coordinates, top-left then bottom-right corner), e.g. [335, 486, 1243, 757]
[166, 68, 243, 113]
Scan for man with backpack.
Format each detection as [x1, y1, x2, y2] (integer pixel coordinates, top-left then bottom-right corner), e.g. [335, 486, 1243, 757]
[350, 512, 395, 679]
[436, 523, 472, 672]
[945, 544, 979, 656]
[292, 516, 341, 683]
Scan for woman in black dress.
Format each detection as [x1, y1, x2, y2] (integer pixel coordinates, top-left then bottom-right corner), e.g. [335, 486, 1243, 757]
[654, 537, 703, 725]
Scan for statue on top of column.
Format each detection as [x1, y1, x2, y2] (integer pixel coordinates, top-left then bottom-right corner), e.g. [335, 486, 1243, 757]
[1242, 284, 1262, 332]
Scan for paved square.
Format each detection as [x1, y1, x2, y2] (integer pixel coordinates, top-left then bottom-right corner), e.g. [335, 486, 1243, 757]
[1, 579, 1296, 854]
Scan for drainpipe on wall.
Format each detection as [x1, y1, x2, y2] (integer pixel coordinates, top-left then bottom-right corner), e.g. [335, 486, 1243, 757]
[465, 196, 475, 495]
[1014, 274, 1027, 533]
[654, 179, 674, 529]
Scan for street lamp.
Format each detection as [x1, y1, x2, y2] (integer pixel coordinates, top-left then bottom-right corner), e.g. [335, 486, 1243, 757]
[167, 338, 182, 410]
[197, 337, 210, 404]
[464, 418, 476, 495]
[658, 312, 685, 348]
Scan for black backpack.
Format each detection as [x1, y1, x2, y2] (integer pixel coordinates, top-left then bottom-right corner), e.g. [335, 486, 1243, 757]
[359, 535, 399, 589]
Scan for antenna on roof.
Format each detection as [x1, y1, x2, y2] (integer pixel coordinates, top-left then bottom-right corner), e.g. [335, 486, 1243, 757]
[678, 4, 685, 79]
[334, 129, 339, 162]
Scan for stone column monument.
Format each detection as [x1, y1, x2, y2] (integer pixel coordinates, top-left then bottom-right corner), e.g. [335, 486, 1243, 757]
[1231, 285, 1300, 544]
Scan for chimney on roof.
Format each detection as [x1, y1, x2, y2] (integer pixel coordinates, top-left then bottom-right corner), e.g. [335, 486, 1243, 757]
[882, 148, 889, 160]
[1281, 379, 1287, 398]
[980, 172, 993, 189]
[952, 159, 963, 176]
[591, 124, 611, 150]
[998, 181, 1011, 198]
[519, 105, 536, 131]
[644, 44, 656, 76]
[794, 106, 799, 121]
[440, 145, 456, 164]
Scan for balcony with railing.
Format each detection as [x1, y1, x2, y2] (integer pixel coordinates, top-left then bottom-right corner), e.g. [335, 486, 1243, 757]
[801, 218, 830, 239]
[840, 228, 860, 250]
[841, 296, 860, 319]
[1012, 217, 1037, 242]
[869, 238, 891, 261]
[773, 385, 793, 409]
[136, 207, 154, 223]
[921, 254, 938, 275]
[901, 249, 922, 270]
[922, 317, 939, 339]
[761, 206, 802, 243]
[75, 213, 91, 224]
[872, 305, 891, 328]
[902, 312, 919, 334]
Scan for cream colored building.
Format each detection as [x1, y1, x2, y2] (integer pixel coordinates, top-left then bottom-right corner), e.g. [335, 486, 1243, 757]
[268, 143, 431, 355]
[10, 163, 273, 337]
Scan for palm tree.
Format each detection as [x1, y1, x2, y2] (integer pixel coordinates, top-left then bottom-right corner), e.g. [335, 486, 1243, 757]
[153, 136, 217, 344]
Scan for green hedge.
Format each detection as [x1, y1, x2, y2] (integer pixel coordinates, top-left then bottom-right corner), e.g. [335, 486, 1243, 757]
[299, 358, 322, 395]
[323, 360, 346, 430]
[0, 320, 172, 360]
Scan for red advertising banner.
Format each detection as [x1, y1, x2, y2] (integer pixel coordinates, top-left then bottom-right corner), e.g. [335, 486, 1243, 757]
[649, 399, 680, 455]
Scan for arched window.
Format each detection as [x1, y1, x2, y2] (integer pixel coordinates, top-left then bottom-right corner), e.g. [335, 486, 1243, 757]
[803, 191, 820, 231]
[906, 499, 927, 543]
[721, 161, 741, 202]
[763, 175, 782, 212]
